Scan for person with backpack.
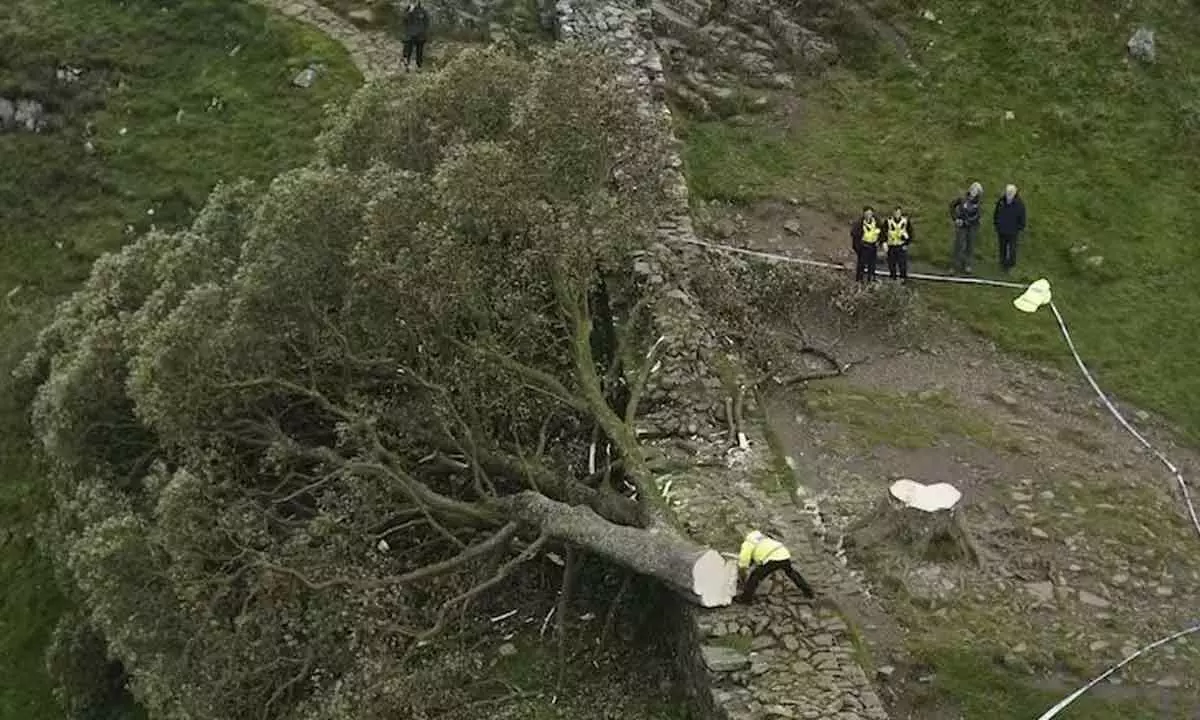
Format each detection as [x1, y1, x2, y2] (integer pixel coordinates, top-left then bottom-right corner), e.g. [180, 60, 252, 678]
[401, 1, 430, 71]
[948, 182, 983, 273]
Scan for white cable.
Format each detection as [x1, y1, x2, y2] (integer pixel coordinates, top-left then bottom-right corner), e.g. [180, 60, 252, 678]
[1048, 302, 1200, 540]
[667, 235, 1200, 715]
[1034, 623, 1200, 720]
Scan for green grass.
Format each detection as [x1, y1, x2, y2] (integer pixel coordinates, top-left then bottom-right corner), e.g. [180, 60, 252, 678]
[802, 381, 998, 449]
[493, 635, 689, 720]
[0, 1, 359, 717]
[679, 0, 1200, 441]
[911, 647, 1174, 720]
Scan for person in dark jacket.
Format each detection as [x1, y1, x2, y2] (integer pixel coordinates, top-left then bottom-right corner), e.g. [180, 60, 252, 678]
[993, 183, 1027, 272]
[883, 205, 914, 282]
[401, 1, 430, 70]
[948, 181, 983, 273]
[850, 206, 882, 283]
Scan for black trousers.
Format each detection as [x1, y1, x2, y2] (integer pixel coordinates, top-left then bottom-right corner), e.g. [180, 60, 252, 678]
[855, 243, 878, 282]
[886, 244, 908, 279]
[403, 37, 426, 68]
[739, 559, 815, 601]
[998, 232, 1019, 270]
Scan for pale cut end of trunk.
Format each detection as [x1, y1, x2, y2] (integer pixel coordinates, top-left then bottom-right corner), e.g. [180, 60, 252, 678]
[691, 549, 739, 607]
[889, 478, 962, 512]
[846, 479, 980, 566]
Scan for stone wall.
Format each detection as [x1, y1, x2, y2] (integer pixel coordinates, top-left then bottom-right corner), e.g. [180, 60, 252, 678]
[557, 0, 748, 442]
[555, 1, 892, 719]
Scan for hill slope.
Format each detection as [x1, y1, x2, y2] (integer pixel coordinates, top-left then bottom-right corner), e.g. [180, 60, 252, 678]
[681, 0, 1200, 440]
[0, 1, 358, 717]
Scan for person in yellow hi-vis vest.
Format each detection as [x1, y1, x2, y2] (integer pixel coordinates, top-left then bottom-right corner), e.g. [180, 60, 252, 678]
[735, 530, 816, 604]
[884, 205, 914, 282]
[850, 206, 881, 283]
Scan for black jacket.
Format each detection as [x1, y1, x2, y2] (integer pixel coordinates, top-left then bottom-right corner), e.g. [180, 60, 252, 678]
[949, 195, 982, 227]
[993, 195, 1027, 236]
[403, 4, 430, 40]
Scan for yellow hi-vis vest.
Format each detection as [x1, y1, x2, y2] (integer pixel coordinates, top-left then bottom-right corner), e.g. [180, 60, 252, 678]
[886, 216, 909, 246]
[861, 218, 880, 245]
[738, 531, 791, 569]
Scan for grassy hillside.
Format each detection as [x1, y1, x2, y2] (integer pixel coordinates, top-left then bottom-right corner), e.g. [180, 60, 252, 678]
[681, 0, 1200, 440]
[0, 1, 359, 717]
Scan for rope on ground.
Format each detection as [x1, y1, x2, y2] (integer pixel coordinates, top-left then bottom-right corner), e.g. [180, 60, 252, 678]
[1048, 302, 1200, 539]
[1033, 623, 1200, 720]
[668, 235, 1200, 716]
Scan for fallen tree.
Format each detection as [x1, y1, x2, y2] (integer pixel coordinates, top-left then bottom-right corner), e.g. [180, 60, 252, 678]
[17, 45, 734, 720]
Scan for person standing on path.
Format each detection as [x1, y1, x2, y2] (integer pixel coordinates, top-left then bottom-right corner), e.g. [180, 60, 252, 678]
[401, 1, 430, 71]
[850, 206, 882, 283]
[993, 183, 1027, 273]
[948, 181, 983, 273]
[734, 530, 816, 604]
[884, 205, 914, 282]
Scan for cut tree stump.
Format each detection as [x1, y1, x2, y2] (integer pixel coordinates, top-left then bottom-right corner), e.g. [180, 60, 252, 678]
[846, 479, 981, 565]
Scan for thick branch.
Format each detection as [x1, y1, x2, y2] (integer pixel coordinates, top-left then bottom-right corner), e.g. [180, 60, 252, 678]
[500, 491, 736, 607]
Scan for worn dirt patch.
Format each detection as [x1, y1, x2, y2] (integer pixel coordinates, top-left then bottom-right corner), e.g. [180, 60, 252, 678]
[702, 204, 1200, 716]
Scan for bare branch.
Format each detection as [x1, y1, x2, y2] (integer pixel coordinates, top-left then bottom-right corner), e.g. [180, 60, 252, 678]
[624, 335, 665, 426]
[260, 650, 315, 720]
[404, 532, 551, 660]
[258, 522, 520, 591]
[217, 377, 358, 424]
[462, 341, 590, 415]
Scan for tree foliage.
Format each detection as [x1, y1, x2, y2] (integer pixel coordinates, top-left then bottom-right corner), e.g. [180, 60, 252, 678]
[17, 44, 679, 720]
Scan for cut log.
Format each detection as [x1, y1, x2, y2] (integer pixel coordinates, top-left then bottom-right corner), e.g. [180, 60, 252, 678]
[501, 491, 738, 607]
[845, 479, 979, 564]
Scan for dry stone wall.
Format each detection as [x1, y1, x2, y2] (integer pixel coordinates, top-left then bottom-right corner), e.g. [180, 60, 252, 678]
[555, 2, 891, 719]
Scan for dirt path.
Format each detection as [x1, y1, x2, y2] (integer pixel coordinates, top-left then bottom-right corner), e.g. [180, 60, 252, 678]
[254, 0, 408, 79]
[700, 199, 1200, 716]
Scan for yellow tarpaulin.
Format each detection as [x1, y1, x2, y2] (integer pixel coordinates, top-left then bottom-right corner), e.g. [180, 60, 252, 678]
[1014, 278, 1052, 313]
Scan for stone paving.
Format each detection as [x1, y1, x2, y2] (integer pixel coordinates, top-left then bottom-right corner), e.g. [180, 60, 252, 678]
[255, 0, 409, 79]
[252, 0, 891, 717]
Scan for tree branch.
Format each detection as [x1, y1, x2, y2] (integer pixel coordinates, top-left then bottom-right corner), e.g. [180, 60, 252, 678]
[257, 522, 520, 591]
[404, 532, 551, 661]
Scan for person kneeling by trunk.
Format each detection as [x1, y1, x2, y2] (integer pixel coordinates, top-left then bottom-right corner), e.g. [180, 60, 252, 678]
[734, 530, 816, 603]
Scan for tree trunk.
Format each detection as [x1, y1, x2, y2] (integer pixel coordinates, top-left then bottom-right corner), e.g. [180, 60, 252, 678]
[846, 479, 979, 564]
[500, 491, 738, 607]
